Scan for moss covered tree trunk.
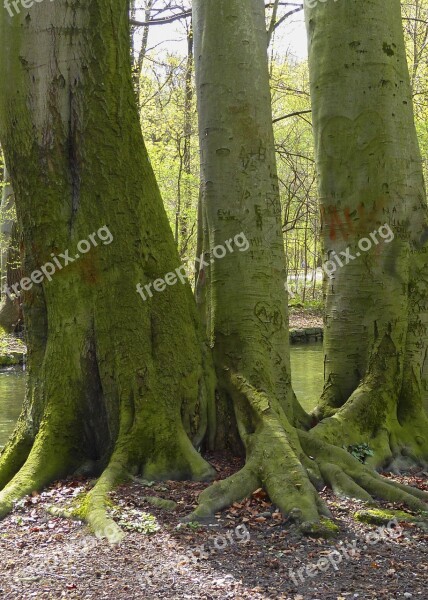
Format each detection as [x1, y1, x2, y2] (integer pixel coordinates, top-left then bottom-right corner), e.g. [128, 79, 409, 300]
[306, 0, 428, 469]
[0, 0, 214, 539]
[189, 0, 427, 527]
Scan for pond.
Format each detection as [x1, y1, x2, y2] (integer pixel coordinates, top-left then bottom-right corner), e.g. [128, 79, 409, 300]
[290, 342, 324, 413]
[0, 343, 324, 448]
[0, 367, 26, 450]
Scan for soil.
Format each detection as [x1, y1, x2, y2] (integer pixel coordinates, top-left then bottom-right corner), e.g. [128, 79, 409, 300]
[0, 454, 426, 600]
[288, 308, 323, 331]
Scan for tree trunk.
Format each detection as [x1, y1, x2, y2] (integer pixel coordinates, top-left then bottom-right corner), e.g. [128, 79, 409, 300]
[194, 0, 309, 442]
[306, 0, 428, 468]
[0, 0, 214, 540]
[189, 0, 428, 528]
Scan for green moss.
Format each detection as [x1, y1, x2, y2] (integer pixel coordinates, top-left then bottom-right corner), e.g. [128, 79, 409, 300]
[300, 517, 339, 538]
[0, 353, 24, 367]
[142, 496, 177, 511]
[353, 508, 414, 525]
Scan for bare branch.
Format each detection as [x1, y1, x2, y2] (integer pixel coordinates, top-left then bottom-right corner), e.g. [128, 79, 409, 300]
[131, 9, 191, 27]
[271, 6, 304, 34]
[267, 0, 281, 46]
[273, 109, 312, 124]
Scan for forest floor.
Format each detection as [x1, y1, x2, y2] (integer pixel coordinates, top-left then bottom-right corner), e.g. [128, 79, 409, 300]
[0, 334, 25, 355]
[288, 307, 323, 330]
[0, 454, 426, 600]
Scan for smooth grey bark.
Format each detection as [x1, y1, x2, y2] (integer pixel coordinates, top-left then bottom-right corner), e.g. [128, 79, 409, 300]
[188, 0, 428, 528]
[305, 0, 428, 466]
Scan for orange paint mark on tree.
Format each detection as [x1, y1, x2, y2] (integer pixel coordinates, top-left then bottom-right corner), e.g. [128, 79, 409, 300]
[321, 198, 386, 241]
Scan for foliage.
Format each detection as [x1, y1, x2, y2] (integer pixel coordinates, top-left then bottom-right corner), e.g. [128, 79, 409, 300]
[139, 52, 199, 260]
[346, 443, 374, 464]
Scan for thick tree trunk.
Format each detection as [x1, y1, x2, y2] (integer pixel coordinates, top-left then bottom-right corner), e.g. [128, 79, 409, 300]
[0, 0, 214, 539]
[189, 0, 428, 528]
[306, 0, 428, 468]
[194, 0, 309, 445]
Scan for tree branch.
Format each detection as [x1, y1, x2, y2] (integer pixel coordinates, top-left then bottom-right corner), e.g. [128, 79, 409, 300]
[271, 6, 304, 34]
[131, 9, 191, 27]
[267, 0, 281, 46]
[273, 109, 312, 124]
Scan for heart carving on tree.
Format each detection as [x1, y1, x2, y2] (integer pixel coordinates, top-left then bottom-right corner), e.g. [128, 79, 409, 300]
[321, 111, 384, 158]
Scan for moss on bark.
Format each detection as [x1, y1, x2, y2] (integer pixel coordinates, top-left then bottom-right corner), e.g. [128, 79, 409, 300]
[0, 0, 215, 535]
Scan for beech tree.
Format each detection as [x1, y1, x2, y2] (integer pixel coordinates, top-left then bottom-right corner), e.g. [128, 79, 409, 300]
[0, 0, 215, 540]
[188, 0, 427, 527]
[306, 0, 428, 468]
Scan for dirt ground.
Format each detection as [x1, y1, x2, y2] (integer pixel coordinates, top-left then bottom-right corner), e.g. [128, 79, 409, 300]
[0, 454, 426, 600]
[288, 308, 323, 331]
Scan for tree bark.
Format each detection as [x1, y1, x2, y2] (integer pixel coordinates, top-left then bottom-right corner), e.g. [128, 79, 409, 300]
[306, 0, 428, 468]
[0, 0, 214, 539]
[189, 0, 428, 528]
[194, 0, 309, 446]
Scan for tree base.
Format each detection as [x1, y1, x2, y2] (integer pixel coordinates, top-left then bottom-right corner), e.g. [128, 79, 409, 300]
[186, 374, 428, 536]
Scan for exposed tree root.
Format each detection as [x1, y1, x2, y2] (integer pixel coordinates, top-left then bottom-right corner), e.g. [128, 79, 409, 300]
[0, 410, 215, 539]
[1, 365, 426, 541]
[70, 454, 128, 544]
[0, 417, 33, 490]
[187, 374, 428, 534]
[49, 433, 215, 542]
[0, 428, 76, 519]
[299, 432, 428, 511]
[312, 334, 428, 470]
[310, 388, 428, 471]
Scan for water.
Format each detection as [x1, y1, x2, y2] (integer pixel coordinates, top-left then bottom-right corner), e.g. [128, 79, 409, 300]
[0, 343, 324, 448]
[290, 342, 324, 413]
[0, 367, 26, 449]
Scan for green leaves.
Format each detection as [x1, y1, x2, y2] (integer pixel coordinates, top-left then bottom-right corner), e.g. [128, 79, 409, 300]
[346, 443, 374, 463]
